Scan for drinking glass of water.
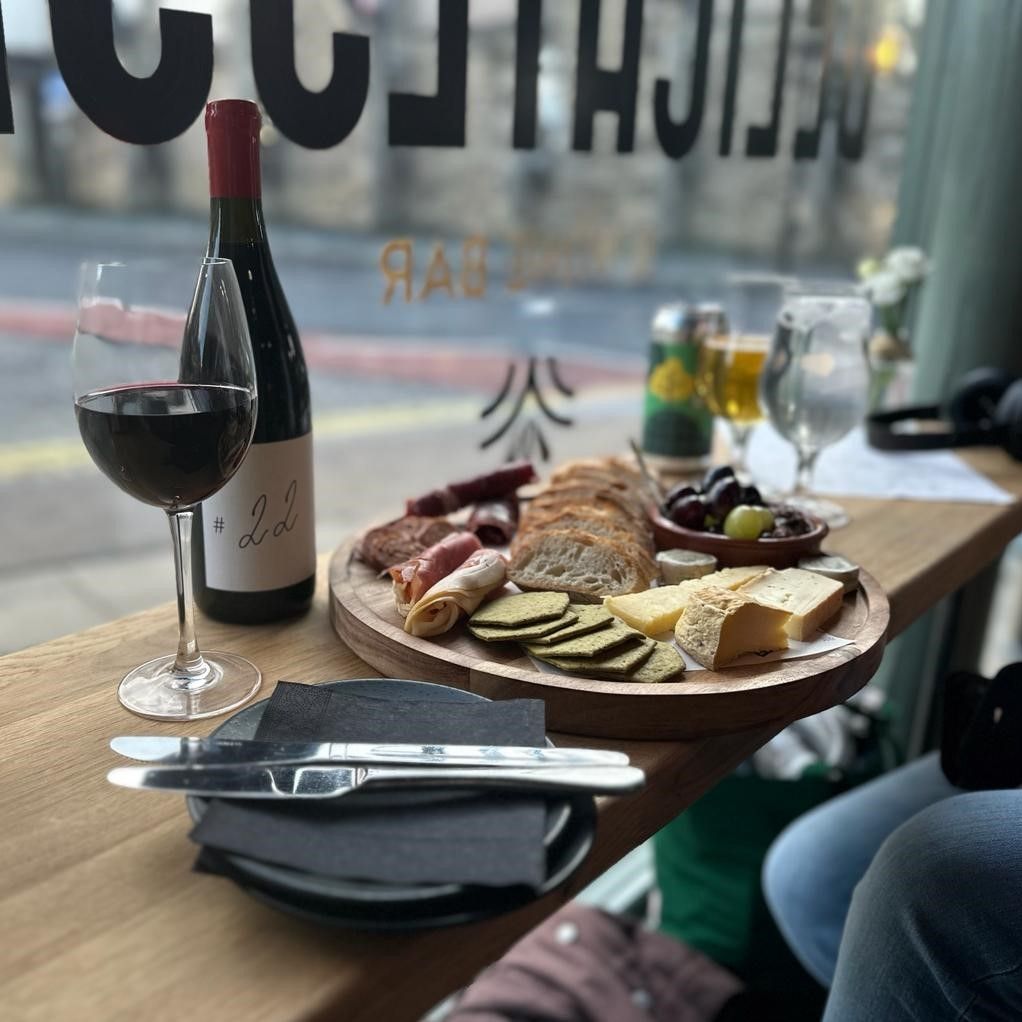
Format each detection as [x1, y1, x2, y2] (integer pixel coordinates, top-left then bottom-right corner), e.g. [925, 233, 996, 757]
[759, 282, 872, 528]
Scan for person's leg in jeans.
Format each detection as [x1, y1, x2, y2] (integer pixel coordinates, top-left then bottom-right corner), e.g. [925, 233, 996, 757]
[762, 752, 959, 985]
[823, 788, 1022, 1021]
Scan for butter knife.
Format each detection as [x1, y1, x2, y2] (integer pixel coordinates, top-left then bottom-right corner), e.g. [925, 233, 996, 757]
[107, 763, 646, 800]
[110, 736, 629, 769]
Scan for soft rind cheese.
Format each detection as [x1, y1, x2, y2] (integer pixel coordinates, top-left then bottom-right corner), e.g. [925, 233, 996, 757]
[737, 567, 843, 641]
[604, 564, 772, 637]
[674, 585, 791, 670]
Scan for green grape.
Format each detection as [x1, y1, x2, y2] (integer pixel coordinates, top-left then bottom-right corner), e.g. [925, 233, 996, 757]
[723, 505, 766, 540]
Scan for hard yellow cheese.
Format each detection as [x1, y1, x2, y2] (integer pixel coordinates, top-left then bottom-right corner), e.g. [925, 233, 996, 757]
[737, 568, 843, 641]
[604, 579, 708, 636]
[674, 585, 791, 670]
[603, 565, 771, 637]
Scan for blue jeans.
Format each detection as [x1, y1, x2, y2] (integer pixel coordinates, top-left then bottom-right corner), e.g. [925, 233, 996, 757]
[762, 752, 1022, 1020]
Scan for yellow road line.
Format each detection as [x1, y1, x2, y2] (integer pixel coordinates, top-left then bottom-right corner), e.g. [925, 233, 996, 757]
[0, 383, 639, 483]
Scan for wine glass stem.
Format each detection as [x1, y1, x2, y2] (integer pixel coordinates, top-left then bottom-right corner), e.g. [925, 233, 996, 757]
[167, 509, 210, 687]
[728, 422, 752, 472]
[793, 449, 819, 496]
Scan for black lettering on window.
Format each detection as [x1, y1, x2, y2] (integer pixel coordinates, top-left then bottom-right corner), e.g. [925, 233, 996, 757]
[250, 0, 369, 150]
[47, 0, 212, 144]
[572, 0, 644, 153]
[654, 0, 713, 160]
[389, 0, 468, 147]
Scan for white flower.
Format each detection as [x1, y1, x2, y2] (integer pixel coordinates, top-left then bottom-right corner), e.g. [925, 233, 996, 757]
[860, 270, 906, 308]
[885, 246, 929, 284]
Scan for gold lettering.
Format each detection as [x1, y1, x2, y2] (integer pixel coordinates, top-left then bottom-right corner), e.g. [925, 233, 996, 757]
[460, 236, 488, 298]
[420, 243, 455, 300]
[506, 232, 530, 292]
[380, 239, 413, 304]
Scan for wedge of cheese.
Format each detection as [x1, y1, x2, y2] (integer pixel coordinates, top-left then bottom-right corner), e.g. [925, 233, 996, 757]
[737, 568, 843, 641]
[706, 565, 771, 589]
[604, 565, 772, 637]
[674, 585, 791, 670]
[600, 568, 768, 637]
[604, 579, 711, 636]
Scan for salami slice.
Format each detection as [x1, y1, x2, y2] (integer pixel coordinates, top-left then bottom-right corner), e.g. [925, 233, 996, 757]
[468, 496, 520, 546]
[406, 461, 536, 516]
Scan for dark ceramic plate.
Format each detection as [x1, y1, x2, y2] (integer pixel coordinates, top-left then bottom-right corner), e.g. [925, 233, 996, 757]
[188, 679, 596, 930]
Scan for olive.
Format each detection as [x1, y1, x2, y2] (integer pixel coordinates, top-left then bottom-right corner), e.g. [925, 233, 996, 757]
[740, 485, 764, 506]
[701, 465, 735, 492]
[663, 483, 698, 511]
[706, 476, 742, 519]
[668, 494, 708, 531]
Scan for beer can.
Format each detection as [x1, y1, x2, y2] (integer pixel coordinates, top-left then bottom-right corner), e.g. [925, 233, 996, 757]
[640, 302, 726, 470]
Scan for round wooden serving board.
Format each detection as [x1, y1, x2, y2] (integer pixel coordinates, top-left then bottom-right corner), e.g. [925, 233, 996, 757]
[329, 538, 890, 740]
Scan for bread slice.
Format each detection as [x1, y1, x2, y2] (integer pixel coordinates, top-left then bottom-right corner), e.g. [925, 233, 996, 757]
[509, 528, 654, 601]
[512, 507, 651, 557]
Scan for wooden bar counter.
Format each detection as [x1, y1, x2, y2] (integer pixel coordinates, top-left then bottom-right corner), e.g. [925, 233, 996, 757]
[3, 451, 1022, 1022]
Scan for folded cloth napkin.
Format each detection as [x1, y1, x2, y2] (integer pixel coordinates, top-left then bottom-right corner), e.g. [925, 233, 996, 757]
[190, 681, 549, 889]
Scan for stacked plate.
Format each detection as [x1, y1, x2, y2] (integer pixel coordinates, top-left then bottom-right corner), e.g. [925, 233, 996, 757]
[188, 680, 597, 930]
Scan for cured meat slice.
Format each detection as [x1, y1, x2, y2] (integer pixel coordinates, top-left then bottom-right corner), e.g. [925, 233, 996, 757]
[468, 496, 519, 546]
[406, 461, 536, 516]
[404, 549, 508, 637]
[356, 516, 463, 572]
[389, 532, 483, 615]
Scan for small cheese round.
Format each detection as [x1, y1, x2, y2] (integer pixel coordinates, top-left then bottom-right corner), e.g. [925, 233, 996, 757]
[798, 554, 860, 593]
[657, 549, 718, 584]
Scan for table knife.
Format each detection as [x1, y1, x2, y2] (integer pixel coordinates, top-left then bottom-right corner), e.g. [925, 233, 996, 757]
[110, 736, 629, 769]
[107, 763, 646, 800]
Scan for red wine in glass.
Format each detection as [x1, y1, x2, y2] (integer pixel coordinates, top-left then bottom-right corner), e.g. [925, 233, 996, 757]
[75, 383, 255, 511]
[72, 258, 261, 721]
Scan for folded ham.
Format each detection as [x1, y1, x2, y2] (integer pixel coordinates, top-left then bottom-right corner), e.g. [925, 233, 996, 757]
[406, 461, 536, 517]
[389, 532, 483, 615]
[404, 549, 508, 637]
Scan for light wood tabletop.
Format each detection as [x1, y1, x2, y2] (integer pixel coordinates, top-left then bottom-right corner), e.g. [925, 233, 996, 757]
[3, 449, 1022, 1022]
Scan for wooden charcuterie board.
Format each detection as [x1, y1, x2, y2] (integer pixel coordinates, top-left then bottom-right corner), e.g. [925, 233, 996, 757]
[329, 538, 890, 740]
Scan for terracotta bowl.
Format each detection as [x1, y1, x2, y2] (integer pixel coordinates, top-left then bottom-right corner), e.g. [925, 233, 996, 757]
[648, 506, 828, 569]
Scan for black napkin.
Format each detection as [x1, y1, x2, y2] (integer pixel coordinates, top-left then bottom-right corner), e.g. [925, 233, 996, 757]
[190, 682, 549, 889]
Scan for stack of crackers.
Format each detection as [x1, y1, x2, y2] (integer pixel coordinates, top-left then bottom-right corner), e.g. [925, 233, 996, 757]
[468, 592, 685, 684]
[508, 457, 659, 602]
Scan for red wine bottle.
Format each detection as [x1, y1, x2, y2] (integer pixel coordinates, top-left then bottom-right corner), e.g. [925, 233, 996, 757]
[192, 99, 316, 623]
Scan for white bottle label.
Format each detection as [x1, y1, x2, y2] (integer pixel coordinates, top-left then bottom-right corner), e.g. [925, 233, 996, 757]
[201, 433, 316, 592]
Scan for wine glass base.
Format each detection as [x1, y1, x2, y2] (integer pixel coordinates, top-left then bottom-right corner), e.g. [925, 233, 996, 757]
[118, 652, 262, 721]
[781, 494, 850, 530]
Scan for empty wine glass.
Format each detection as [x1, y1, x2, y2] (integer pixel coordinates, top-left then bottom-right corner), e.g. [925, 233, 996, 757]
[759, 282, 872, 528]
[72, 258, 261, 719]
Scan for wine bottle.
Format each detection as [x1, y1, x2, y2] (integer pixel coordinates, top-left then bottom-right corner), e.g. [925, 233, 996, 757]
[192, 99, 316, 623]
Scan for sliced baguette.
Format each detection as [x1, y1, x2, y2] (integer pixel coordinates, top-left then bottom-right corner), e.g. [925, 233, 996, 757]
[509, 528, 654, 601]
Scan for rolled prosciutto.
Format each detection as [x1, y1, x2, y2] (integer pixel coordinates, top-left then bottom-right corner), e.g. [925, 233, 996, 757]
[404, 549, 508, 638]
[468, 495, 519, 546]
[406, 461, 536, 517]
[389, 532, 483, 615]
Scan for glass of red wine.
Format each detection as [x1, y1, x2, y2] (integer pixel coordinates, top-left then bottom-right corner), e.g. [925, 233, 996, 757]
[73, 258, 261, 720]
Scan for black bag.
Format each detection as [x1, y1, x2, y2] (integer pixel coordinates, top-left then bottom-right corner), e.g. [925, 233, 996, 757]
[941, 662, 1022, 789]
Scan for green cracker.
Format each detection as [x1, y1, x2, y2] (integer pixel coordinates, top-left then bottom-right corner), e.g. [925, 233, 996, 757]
[528, 605, 615, 646]
[469, 591, 570, 628]
[544, 638, 656, 676]
[469, 610, 578, 643]
[526, 620, 639, 659]
[615, 642, 686, 684]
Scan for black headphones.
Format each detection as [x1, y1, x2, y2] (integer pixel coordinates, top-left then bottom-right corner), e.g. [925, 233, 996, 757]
[867, 367, 1022, 461]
